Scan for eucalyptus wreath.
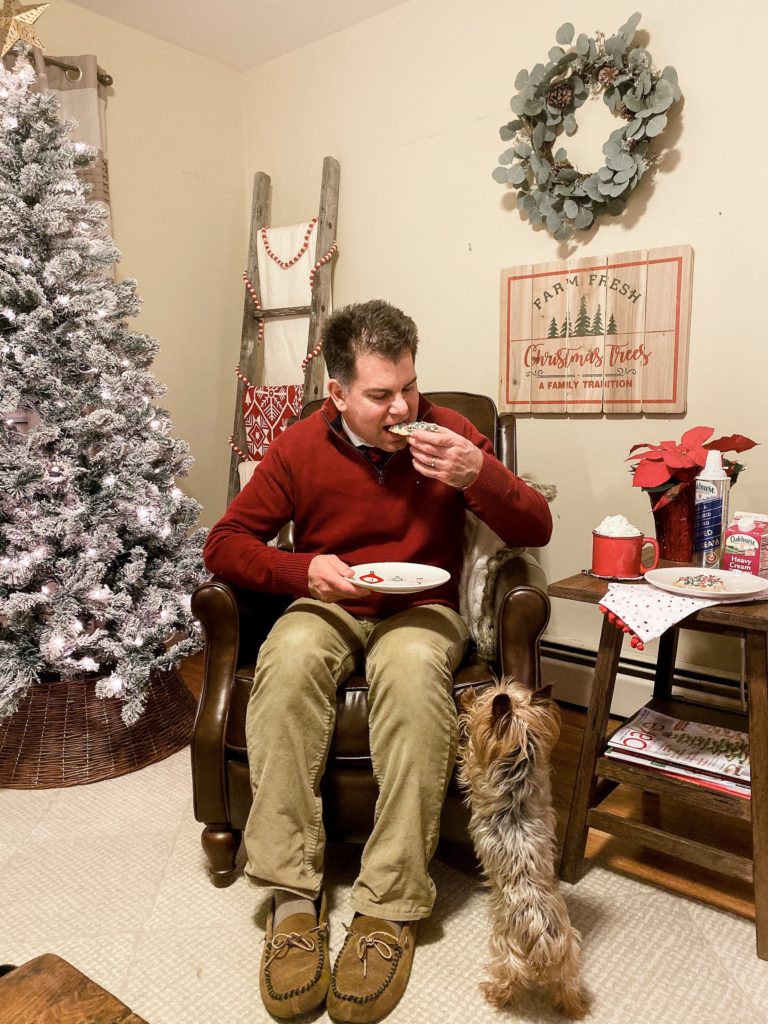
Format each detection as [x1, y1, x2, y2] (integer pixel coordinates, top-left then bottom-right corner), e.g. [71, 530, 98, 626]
[493, 13, 681, 240]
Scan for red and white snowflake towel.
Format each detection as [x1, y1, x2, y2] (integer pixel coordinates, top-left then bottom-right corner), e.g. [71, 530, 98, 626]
[242, 383, 303, 462]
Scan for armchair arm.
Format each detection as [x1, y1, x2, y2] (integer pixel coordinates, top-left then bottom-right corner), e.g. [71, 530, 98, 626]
[190, 576, 242, 824]
[190, 577, 292, 824]
[493, 553, 550, 687]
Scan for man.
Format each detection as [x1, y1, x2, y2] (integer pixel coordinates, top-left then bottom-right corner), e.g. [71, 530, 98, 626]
[203, 300, 552, 1022]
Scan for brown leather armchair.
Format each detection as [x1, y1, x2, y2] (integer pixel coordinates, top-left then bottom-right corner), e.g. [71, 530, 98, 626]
[191, 392, 550, 886]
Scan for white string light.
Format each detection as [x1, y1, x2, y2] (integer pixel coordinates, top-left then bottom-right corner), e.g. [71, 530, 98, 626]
[100, 673, 124, 696]
[48, 633, 66, 656]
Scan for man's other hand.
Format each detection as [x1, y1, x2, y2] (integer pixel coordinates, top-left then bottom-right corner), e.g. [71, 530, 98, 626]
[308, 554, 366, 603]
[408, 426, 483, 489]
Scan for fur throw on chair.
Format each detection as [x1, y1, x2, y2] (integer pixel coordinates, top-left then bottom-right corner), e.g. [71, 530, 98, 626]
[459, 480, 556, 661]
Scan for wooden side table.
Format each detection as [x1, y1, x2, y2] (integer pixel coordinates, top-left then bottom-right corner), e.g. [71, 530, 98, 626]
[549, 570, 768, 960]
[0, 954, 149, 1023]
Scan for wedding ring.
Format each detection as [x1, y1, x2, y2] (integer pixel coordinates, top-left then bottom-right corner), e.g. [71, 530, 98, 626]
[430, 457, 436, 468]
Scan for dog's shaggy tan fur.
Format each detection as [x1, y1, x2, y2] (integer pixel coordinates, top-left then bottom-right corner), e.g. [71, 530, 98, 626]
[458, 680, 589, 1018]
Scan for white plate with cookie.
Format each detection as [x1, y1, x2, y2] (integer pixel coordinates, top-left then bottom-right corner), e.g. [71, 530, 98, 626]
[350, 562, 450, 594]
[644, 567, 768, 599]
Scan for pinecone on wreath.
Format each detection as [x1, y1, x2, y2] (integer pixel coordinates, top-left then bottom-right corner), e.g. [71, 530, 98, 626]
[547, 84, 574, 109]
[618, 103, 635, 121]
[597, 66, 618, 87]
[553, 159, 574, 173]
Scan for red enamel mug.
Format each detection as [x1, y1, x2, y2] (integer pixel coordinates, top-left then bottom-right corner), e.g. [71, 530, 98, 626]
[591, 532, 660, 579]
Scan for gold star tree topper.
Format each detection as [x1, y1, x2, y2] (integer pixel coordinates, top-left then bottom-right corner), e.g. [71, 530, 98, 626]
[0, 1, 49, 60]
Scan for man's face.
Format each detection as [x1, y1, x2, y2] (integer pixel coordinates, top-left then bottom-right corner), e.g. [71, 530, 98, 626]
[329, 352, 419, 451]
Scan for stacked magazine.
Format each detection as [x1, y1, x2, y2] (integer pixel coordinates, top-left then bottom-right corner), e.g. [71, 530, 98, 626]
[604, 706, 750, 799]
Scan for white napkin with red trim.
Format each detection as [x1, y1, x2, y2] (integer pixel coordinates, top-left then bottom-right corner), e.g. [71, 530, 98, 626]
[600, 582, 764, 645]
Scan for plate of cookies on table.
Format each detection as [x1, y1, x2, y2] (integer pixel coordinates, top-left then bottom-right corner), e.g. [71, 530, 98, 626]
[644, 567, 768, 599]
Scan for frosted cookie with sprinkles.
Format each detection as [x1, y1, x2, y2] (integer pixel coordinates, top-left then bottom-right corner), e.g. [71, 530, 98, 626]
[673, 574, 726, 592]
[387, 421, 439, 436]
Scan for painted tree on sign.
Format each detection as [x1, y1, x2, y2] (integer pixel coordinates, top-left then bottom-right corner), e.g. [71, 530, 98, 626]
[547, 317, 559, 338]
[591, 305, 603, 336]
[574, 296, 591, 336]
[607, 312, 618, 335]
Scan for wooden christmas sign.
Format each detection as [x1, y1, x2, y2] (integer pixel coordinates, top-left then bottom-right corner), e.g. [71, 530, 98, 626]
[499, 245, 693, 413]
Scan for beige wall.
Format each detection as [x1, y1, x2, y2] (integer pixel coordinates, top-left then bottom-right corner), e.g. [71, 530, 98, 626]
[239, 0, 768, 675]
[41, 1, 767, 679]
[43, 2, 247, 527]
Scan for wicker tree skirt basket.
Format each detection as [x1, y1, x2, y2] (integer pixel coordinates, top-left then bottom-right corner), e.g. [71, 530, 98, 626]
[0, 668, 197, 789]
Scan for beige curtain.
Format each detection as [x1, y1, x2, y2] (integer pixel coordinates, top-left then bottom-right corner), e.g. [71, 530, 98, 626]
[30, 50, 112, 235]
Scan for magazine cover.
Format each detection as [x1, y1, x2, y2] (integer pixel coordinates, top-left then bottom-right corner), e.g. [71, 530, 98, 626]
[605, 706, 750, 785]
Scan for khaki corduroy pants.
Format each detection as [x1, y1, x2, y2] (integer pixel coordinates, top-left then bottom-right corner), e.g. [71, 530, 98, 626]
[243, 597, 469, 921]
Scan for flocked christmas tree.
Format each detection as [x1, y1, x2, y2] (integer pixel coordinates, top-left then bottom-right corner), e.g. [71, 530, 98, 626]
[0, 59, 206, 725]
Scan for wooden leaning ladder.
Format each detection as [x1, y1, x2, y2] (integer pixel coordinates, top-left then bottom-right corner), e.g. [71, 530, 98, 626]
[227, 156, 341, 505]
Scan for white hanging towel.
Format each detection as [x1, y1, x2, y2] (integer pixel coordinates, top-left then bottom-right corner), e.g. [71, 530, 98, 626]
[257, 222, 318, 386]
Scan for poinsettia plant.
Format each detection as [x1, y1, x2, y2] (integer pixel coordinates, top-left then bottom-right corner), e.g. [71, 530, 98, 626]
[627, 427, 758, 510]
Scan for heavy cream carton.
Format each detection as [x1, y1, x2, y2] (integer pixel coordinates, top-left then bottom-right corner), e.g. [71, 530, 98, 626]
[721, 512, 768, 579]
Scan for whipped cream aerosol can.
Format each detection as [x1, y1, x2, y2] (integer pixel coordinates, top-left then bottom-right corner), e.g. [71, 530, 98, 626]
[692, 450, 730, 568]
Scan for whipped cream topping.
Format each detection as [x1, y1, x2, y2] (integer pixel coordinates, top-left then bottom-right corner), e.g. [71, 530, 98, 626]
[595, 514, 641, 538]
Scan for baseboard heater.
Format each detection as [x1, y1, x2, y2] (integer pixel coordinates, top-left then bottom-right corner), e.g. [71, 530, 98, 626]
[541, 638, 743, 719]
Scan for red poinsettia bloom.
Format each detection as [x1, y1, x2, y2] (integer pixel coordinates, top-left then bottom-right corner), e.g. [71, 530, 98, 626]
[627, 426, 757, 490]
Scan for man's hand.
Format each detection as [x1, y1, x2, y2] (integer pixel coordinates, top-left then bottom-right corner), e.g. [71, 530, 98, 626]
[308, 554, 366, 603]
[408, 427, 483, 489]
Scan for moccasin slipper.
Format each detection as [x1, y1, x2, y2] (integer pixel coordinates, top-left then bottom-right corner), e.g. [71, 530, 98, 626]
[260, 891, 330, 1018]
[326, 915, 416, 1023]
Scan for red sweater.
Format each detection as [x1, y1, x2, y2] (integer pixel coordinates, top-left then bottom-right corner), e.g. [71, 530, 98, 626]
[204, 397, 552, 617]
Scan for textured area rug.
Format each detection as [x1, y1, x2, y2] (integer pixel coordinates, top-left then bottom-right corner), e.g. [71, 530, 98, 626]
[2, 750, 768, 1022]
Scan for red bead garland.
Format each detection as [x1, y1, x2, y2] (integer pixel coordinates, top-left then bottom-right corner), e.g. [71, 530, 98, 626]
[301, 341, 323, 371]
[261, 218, 318, 269]
[227, 434, 249, 462]
[309, 241, 338, 288]
[242, 271, 265, 343]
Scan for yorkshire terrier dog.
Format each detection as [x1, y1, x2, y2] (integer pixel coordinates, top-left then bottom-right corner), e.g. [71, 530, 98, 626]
[458, 680, 589, 1019]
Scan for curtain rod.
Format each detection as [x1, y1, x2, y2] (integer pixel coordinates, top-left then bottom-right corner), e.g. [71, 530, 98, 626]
[45, 55, 114, 88]
[34, 54, 113, 88]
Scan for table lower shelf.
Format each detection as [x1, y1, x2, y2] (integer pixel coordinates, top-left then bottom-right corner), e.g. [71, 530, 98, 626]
[587, 693, 753, 881]
[596, 756, 751, 821]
